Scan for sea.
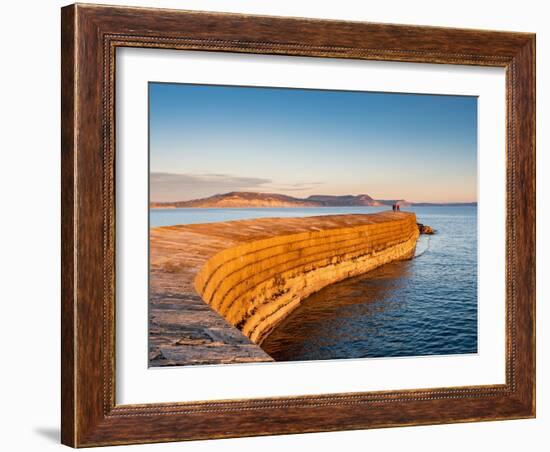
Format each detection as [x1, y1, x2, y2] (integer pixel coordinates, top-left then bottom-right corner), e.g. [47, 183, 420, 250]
[150, 206, 478, 361]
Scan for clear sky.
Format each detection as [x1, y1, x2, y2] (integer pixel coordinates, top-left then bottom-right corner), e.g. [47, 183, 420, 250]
[149, 82, 477, 203]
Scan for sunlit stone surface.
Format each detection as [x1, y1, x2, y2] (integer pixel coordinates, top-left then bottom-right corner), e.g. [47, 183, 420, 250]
[149, 211, 419, 366]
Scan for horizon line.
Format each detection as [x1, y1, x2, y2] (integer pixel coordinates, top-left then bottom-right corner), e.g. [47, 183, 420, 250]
[150, 190, 478, 205]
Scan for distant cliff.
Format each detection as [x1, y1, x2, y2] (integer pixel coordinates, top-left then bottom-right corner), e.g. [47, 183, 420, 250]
[151, 191, 403, 208]
[150, 192, 320, 208]
[150, 191, 476, 209]
[306, 194, 384, 206]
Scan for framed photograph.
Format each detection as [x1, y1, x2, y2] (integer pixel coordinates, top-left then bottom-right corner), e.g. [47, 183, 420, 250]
[61, 3, 536, 447]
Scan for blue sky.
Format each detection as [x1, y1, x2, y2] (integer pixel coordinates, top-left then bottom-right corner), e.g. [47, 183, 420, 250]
[149, 82, 477, 203]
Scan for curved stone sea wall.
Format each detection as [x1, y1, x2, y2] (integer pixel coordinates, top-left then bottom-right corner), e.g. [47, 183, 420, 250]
[194, 212, 419, 345]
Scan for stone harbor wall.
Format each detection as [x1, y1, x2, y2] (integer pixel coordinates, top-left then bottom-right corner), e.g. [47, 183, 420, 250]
[195, 212, 419, 345]
[149, 211, 420, 366]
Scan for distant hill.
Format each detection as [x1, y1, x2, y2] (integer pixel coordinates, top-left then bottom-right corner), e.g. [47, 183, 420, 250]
[150, 191, 475, 209]
[150, 192, 319, 208]
[306, 194, 384, 206]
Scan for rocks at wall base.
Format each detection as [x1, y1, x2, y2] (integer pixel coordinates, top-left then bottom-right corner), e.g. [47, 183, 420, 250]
[417, 223, 436, 235]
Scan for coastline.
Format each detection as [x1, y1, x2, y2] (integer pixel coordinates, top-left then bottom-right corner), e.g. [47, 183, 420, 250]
[149, 203, 476, 210]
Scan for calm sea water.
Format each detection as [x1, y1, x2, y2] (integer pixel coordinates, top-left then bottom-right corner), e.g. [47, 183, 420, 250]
[150, 206, 394, 227]
[150, 206, 478, 360]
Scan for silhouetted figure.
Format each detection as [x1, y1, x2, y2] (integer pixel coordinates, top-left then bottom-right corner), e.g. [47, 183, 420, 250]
[397, 204, 401, 211]
[392, 204, 396, 212]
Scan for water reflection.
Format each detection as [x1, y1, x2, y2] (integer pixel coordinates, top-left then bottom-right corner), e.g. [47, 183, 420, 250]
[261, 214, 478, 362]
[261, 260, 414, 361]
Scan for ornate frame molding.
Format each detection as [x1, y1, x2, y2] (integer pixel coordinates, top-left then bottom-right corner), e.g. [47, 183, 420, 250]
[61, 4, 535, 447]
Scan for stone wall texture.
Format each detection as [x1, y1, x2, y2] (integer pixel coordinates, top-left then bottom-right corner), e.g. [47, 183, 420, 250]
[194, 212, 419, 345]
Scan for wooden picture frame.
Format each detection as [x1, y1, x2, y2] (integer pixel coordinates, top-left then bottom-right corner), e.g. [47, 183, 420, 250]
[61, 3, 535, 447]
